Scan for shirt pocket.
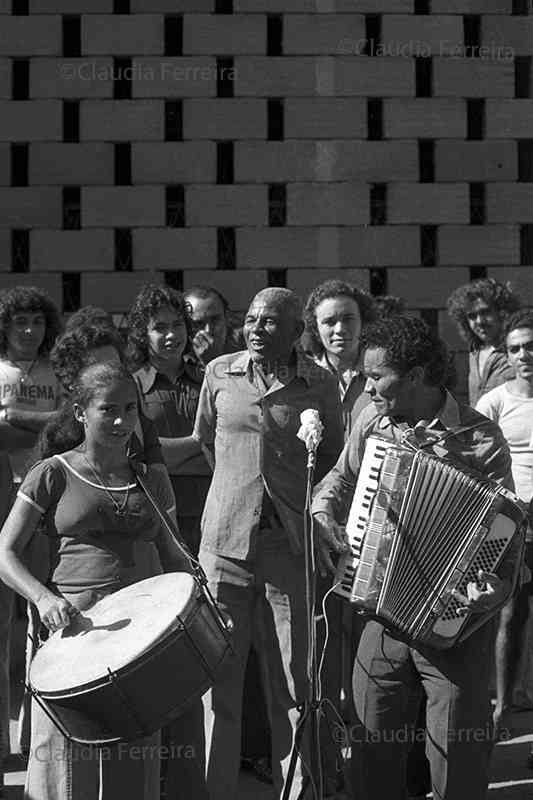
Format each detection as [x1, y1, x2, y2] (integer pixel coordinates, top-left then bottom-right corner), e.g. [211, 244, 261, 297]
[142, 395, 184, 436]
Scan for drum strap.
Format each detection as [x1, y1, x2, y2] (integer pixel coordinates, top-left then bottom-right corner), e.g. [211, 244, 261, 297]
[131, 462, 233, 647]
[130, 462, 197, 569]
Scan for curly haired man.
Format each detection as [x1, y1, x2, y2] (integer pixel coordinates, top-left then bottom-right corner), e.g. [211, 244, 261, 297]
[447, 278, 521, 405]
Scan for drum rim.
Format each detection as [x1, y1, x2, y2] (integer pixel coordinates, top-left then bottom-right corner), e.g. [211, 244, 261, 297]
[29, 572, 199, 693]
[30, 617, 190, 698]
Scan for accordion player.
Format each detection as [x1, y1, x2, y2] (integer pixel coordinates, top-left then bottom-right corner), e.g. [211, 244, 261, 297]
[333, 433, 526, 649]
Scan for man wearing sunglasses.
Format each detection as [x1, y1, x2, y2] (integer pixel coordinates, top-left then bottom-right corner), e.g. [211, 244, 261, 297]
[476, 310, 533, 742]
[184, 286, 242, 369]
[447, 278, 521, 406]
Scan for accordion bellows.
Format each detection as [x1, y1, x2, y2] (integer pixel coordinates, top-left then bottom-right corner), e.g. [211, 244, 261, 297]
[334, 435, 525, 649]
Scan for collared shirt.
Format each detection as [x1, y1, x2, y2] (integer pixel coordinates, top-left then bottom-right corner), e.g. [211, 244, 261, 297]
[469, 346, 514, 406]
[314, 352, 370, 441]
[134, 361, 204, 451]
[379, 388, 462, 434]
[193, 349, 345, 559]
[133, 361, 211, 517]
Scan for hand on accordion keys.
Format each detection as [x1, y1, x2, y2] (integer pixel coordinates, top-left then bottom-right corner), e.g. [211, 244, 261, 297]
[312, 511, 350, 578]
[452, 570, 511, 616]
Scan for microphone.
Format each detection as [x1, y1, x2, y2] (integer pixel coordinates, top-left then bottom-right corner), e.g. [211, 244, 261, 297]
[297, 409, 324, 468]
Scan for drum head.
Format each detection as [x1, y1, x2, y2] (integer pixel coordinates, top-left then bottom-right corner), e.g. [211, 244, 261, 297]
[30, 573, 196, 694]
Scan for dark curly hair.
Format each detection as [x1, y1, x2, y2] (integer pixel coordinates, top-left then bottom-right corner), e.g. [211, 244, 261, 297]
[0, 286, 62, 357]
[65, 305, 114, 332]
[373, 294, 407, 318]
[302, 280, 376, 357]
[38, 363, 136, 459]
[503, 309, 533, 341]
[126, 284, 191, 371]
[446, 278, 521, 350]
[50, 322, 125, 394]
[361, 315, 450, 387]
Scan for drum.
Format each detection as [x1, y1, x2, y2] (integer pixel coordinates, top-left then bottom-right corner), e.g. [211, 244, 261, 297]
[29, 572, 231, 745]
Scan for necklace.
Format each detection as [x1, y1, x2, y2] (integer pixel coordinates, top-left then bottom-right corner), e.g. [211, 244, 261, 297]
[11, 357, 37, 386]
[81, 454, 135, 517]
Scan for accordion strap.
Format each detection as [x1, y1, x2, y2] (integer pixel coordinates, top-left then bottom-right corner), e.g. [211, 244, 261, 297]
[401, 419, 490, 451]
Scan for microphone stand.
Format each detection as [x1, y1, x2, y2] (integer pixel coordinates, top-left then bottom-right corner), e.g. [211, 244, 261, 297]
[281, 444, 324, 800]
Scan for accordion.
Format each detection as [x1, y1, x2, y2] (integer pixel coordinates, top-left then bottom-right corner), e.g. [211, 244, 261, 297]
[334, 435, 526, 649]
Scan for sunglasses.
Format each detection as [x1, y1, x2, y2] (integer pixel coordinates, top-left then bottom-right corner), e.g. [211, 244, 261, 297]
[507, 342, 533, 355]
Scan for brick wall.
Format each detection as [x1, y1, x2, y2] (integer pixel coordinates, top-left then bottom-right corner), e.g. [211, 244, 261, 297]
[1, 1, 532, 399]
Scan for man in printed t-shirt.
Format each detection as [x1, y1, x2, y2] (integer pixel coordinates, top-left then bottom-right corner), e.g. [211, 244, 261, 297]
[0, 286, 62, 789]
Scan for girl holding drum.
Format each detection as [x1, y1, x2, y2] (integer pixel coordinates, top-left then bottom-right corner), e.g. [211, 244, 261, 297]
[0, 362, 192, 800]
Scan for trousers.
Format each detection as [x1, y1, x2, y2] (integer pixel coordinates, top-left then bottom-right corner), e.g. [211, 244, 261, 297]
[0, 581, 12, 764]
[351, 620, 494, 800]
[0, 478, 16, 764]
[24, 699, 160, 800]
[162, 700, 208, 799]
[200, 530, 309, 800]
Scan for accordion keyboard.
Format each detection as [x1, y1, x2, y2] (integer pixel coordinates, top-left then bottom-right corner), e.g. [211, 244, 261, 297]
[333, 436, 390, 600]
